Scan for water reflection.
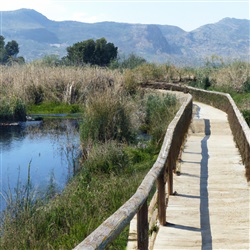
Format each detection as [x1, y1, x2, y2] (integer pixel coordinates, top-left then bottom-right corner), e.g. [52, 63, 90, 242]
[0, 119, 80, 210]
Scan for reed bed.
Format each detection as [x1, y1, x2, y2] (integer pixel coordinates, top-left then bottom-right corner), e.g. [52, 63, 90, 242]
[0, 62, 180, 249]
[0, 64, 124, 105]
[0, 60, 248, 249]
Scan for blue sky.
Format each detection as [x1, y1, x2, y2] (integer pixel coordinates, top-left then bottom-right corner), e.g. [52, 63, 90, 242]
[0, 0, 249, 31]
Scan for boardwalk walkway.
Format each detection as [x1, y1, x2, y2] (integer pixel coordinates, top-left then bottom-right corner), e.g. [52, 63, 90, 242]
[153, 102, 250, 249]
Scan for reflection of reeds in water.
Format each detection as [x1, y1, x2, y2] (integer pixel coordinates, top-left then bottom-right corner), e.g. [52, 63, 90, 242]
[0, 160, 61, 240]
[24, 119, 81, 179]
[1, 161, 37, 222]
[0, 119, 80, 214]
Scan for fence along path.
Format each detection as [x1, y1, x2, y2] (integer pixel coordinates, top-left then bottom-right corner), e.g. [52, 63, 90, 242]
[153, 102, 250, 249]
[74, 84, 250, 250]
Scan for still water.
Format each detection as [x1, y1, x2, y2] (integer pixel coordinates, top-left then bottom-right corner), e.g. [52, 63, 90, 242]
[0, 119, 80, 210]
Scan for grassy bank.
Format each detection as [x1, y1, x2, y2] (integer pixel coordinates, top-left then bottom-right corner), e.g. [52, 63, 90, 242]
[0, 146, 156, 249]
[0, 60, 248, 248]
[0, 68, 179, 249]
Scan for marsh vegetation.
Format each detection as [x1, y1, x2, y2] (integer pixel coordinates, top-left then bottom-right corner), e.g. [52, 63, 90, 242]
[0, 57, 249, 249]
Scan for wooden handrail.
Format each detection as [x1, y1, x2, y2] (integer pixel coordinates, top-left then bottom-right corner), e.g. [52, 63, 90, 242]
[142, 82, 250, 182]
[73, 93, 193, 249]
[73, 83, 250, 249]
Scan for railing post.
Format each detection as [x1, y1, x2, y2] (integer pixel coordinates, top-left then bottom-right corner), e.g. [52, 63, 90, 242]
[137, 199, 148, 250]
[157, 170, 166, 225]
[168, 155, 174, 195]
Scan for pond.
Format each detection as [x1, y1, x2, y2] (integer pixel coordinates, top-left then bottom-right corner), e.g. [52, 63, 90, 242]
[0, 118, 81, 211]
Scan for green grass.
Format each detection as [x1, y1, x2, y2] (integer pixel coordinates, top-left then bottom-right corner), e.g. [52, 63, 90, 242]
[27, 102, 81, 115]
[242, 110, 250, 126]
[0, 89, 176, 249]
[230, 93, 250, 107]
[0, 143, 155, 249]
[0, 97, 26, 122]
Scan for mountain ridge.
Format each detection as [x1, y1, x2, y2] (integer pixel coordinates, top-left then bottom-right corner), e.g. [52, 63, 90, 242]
[1, 8, 249, 65]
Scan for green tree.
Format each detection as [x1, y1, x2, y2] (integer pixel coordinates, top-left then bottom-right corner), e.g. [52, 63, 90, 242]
[0, 36, 23, 65]
[65, 38, 117, 66]
[5, 40, 19, 57]
[0, 35, 5, 62]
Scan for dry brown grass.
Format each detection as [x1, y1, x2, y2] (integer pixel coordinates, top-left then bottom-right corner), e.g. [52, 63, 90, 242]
[210, 61, 250, 92]
[0, 64, 125, 105]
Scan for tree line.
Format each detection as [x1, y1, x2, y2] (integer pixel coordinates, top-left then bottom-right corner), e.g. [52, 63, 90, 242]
[0, 36, 121, 67]
[0, 35, 148, 69]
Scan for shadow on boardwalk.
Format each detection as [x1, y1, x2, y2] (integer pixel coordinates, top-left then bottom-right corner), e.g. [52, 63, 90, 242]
[200, 119, 212, 250]
[166, 119, 212, 249]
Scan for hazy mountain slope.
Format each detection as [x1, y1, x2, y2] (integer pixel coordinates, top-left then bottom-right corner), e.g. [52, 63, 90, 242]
[180, 18, 249, 57]
[1, 9, 249, 65]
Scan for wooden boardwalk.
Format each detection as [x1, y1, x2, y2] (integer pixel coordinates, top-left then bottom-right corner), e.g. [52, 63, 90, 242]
[153, 102, 250, 250]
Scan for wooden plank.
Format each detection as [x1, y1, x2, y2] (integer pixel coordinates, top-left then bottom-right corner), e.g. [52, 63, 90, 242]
[153, 102, 250, 250]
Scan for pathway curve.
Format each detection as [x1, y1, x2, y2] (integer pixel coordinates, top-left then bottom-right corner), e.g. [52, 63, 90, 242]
[153, 102, 250, 250]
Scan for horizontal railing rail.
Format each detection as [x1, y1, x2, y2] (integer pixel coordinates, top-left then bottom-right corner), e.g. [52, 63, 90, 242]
[74, 82, 250, 250]
[143, 82, 250, 181]
[73, 92, 193, 249]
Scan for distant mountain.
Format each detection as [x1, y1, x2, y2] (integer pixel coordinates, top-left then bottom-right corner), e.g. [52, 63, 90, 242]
[1, 9, 249, 65]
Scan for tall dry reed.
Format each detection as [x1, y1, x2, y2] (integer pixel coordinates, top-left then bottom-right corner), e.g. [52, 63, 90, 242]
[0, 64, 125, 105]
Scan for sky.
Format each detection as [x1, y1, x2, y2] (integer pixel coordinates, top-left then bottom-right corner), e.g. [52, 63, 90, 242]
[0, 0, 249, 31]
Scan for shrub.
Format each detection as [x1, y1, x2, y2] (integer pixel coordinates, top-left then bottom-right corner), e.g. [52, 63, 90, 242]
[110, 53, 147, 70]
[143, 93, 178, 149]
[0, 97, 26, 122]
[26, 84, 44, 104]
[83, 141, 129, 174]
[136, 63, 166, 83]
[81, 89, 136, 144]
[243, 77, 250, 93]
[188, 67, 213, 90]
[210, 61, 250, 93]
[123, 70, 140, 95]
[242, 110, 250, 126]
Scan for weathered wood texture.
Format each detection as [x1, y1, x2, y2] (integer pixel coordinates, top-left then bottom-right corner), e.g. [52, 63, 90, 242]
[157, 171, 166, 226]
[153, 102, 249, 249]
[137, 199, 149, 249]
[73, 94, 193, 250]
[73, 83, 249, 249]
[143, 82, 250, 182]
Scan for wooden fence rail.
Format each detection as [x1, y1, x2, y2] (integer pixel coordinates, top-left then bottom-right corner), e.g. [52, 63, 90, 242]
[73, 93, 193, 250]
[143, 82, 250, 181]
[74, 83, 250, 249]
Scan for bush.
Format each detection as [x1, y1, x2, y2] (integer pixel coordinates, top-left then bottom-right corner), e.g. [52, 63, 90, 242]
[242, 110, 250, 126]
[110, 53, 147, 70]
[83, 141, 129, 174]
[26, 84, 44, 105]
[123, 70, 140, 95]
[143, 93, 178, 149]
[243, 77, 250, 93]
[210, 61, 250, 93]
[136, 63, 166, 83]
[0, 97, 26, 122]
[81, 90, 135, 144]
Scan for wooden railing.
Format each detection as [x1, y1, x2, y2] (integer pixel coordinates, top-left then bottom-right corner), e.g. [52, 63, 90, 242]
[143, 82, 250, 182]
[73, 93, 193, 249]
[74, 83, 250, 249]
